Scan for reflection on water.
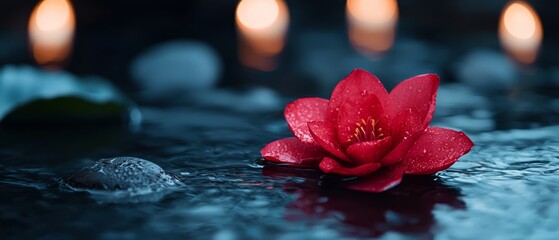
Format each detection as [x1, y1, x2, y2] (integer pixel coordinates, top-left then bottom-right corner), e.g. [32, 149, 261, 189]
[0, 85, 558, 239]
[265, 165, 464, 238]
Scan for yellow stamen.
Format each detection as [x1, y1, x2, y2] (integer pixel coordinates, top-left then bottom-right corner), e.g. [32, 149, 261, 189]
[348, 116, 385, 143]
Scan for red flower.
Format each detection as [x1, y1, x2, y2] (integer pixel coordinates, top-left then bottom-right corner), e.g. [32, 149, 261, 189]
[261, 69, 474, 192]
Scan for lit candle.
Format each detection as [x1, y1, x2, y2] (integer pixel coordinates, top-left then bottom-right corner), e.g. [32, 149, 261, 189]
[347, 0, 398, 57]
[28, 0, 76, 68]
[235, 0, 289, 71]
[498, 0, 543, 64]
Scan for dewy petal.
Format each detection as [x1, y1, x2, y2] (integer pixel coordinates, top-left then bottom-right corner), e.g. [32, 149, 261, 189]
[285, 97, 329, 144]
[327, 69, 390, 123]
[336, 93, 387, 148]
[319, 157, 381, 177]
[404, 127, 474, 175]
[344, 164, 405, 192]
[261, 137, 325, 167]
[389, 74, 439, 129]
[381, 108, 423, 165]
[389, 108, 423, 142]
[346, 137, 393, 165]
[380, 133, 421, 166]
[308, 121, 349, 161]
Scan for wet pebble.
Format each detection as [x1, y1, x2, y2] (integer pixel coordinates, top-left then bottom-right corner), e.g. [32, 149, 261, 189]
[130, 40, 222, 92]
[67, 157, 182, 191]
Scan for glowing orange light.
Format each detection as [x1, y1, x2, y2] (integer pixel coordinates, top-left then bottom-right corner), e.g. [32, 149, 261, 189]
[237, 0, 280, 30]
[235, 0, 289, 71]
[347, 0, 399, 57]
[499, 1, 543, 64]
[28, 0, 76, 68]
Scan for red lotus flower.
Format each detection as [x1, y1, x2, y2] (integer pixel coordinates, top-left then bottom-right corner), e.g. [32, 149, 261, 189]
[261, 69, 474, 192]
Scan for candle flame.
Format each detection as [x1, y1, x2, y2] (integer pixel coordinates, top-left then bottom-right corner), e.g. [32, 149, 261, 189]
[236, 0, 280, 30]
[499, 1, 542, 64]
[236, 0, 289, 71]
[28, 0, 76, 68]
[347, 0, 398, 57]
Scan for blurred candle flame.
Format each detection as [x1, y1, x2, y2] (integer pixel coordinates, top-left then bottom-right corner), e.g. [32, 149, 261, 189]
[235, 0, 289, 71]
[347, 0, 398, 57]
[498, 1, 542, 64]
[28, 0, 76, 68]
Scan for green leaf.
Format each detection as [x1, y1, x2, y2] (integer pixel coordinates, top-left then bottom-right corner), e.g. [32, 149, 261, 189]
[0, 65, 138, 126]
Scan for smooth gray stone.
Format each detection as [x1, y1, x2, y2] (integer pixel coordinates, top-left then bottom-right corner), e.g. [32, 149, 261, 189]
[130, 40, 222, 92]
[67, 157, 181, 191]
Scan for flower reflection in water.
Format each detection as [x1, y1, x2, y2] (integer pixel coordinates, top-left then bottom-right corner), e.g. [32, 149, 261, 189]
[263, 165, 465, 238]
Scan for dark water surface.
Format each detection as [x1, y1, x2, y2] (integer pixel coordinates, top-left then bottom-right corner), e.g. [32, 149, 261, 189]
[1, 85, 558, 239]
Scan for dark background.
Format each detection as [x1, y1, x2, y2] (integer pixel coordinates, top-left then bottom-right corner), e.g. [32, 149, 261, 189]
[0, 0, 557, 94]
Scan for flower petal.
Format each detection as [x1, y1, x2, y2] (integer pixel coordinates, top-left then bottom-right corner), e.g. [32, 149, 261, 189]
[343, 164, 405, 192]
[319, 157, 381, 177]
[285, 97, 329, 144]
[404, 127, 474, 175]
[380, 134, 421, 166]
[327, 69, 390, 123]
[261, 138, 325, 167]
[389, 74, 439, 129]
[380, 108, 424, 165]
[308, 121, 349, 161]
[389, 108, 423, 142]
[336, 93, 388, 148]
[346, 137, 393, 165]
